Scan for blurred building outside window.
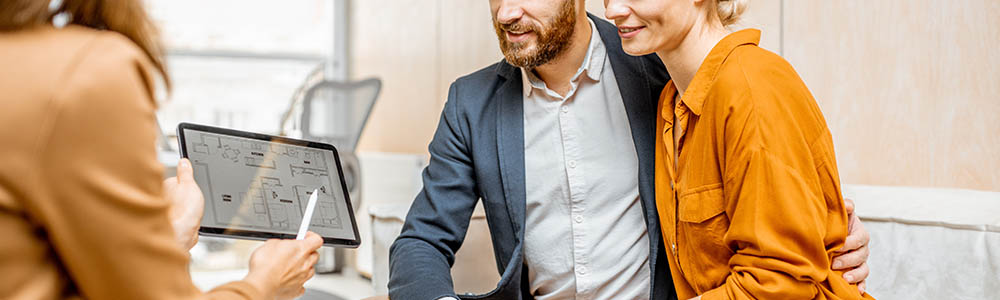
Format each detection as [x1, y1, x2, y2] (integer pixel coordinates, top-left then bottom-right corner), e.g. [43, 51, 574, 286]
[147, 0, 338, 273]
[150, 0, 335, 137]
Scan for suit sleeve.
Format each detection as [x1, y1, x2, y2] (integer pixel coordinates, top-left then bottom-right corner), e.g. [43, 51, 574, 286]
[27, 34, 263, 300]
[388, 82, 481, 300]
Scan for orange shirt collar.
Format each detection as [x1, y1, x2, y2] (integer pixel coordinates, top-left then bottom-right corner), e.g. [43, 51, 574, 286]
[670, 29, 761, 117]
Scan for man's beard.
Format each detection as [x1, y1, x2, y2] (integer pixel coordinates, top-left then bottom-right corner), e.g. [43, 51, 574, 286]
[493, 0, 577, 69]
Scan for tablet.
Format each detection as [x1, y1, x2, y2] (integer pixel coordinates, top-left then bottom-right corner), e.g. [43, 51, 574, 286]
[176, 122, 360, 247]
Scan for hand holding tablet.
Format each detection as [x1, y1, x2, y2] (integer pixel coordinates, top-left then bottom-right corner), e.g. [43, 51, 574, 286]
[177, 123, 360, 247]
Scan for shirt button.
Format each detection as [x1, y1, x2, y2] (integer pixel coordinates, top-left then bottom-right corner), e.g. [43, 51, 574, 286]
[561, 106, 569, 113]
[671, 243, 677, 253]
[568, 160, 577, 168]
[574, 215, 583, 223]
[577, 266, 587, 275]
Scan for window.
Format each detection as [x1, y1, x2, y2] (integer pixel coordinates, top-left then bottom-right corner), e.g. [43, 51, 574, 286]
[150, 0, 335, 135]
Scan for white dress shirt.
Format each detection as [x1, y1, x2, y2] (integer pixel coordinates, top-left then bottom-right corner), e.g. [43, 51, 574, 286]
[520, 19, 650, 300]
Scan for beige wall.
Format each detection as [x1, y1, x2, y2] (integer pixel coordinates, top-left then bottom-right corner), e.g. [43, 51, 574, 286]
[781, 0, 1000, 191]
[352, 0, 500, 154]
[353, 0, 1000, 191]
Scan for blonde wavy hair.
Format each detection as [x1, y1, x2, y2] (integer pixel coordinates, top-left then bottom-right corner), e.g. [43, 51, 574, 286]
[715, 0, 749, 27]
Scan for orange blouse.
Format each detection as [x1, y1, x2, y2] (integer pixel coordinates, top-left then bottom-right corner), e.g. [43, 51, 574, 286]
[654, 29, 875, 300]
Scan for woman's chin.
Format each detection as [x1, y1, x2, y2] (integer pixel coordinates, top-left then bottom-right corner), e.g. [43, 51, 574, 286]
[621, 43, 655, 57]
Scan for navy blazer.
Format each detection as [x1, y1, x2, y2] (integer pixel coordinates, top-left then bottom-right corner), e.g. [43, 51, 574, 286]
[389, 15, 675, 300]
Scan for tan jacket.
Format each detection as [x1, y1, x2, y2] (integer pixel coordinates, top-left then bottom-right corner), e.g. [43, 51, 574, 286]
[0, 25, 261, 300]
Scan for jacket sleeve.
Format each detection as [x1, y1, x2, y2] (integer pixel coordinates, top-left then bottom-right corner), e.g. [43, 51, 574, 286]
[26, 33, 262, 300]
[388, 82, 481, 300]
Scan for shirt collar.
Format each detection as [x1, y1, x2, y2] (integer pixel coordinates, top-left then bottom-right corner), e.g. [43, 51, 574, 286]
[521, 18, 606, 98]
[670, 29, 760, 116]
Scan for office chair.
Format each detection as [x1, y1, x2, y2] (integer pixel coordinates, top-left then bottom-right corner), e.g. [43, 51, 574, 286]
[279, 76, 382, 275]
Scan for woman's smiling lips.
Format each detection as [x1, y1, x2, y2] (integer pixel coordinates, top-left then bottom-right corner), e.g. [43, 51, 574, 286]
[617, 25, 645, 38]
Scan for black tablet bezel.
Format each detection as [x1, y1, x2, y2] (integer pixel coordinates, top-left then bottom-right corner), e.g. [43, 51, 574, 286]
[176, 122, 360, 248]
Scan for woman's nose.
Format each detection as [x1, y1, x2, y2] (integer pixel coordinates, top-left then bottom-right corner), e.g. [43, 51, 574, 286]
[603, 0, 630, 21]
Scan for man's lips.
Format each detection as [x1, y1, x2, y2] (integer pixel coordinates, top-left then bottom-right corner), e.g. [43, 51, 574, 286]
[617, 25, 645, 38]
[506, 30, 535, 43]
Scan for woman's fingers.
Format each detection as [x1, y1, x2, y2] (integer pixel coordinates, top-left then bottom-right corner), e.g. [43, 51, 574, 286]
[286, 247, 318, 283]
[304, 252, 319, 270]
[303, 232, 323, 250]
[302, 253, 318, 278]
[304, 267, 316, 282]
[270, 234, 321, 298]
[176, 158, 195, 183]
[292, 268, 314, 293]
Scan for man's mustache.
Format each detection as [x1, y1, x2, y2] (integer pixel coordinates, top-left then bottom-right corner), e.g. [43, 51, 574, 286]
[496, 20, 537, 34]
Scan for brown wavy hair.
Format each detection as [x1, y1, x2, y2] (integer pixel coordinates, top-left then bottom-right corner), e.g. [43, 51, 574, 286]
[0, 0, 170, 89]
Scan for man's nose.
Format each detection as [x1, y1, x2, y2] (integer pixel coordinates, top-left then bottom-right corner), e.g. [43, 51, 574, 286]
[494, 0, 525, 25]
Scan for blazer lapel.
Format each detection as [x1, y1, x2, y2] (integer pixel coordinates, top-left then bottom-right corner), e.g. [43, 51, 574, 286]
[494, 62, 527, 240]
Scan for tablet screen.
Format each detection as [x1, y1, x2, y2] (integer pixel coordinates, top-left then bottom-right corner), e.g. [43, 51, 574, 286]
[180, 125, 357, 244]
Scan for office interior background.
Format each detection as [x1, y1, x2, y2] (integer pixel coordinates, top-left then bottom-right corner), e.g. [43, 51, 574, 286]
[145, 0, 998, 299]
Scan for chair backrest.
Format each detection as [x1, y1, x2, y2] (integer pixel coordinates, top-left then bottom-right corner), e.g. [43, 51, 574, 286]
[299, 78, 381, 152]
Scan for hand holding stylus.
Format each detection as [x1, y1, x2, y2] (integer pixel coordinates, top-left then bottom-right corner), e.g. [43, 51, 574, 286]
[245, 232, 322, 299]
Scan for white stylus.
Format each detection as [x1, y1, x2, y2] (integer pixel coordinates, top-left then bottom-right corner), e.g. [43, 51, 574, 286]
[296, 188, 320, 240]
